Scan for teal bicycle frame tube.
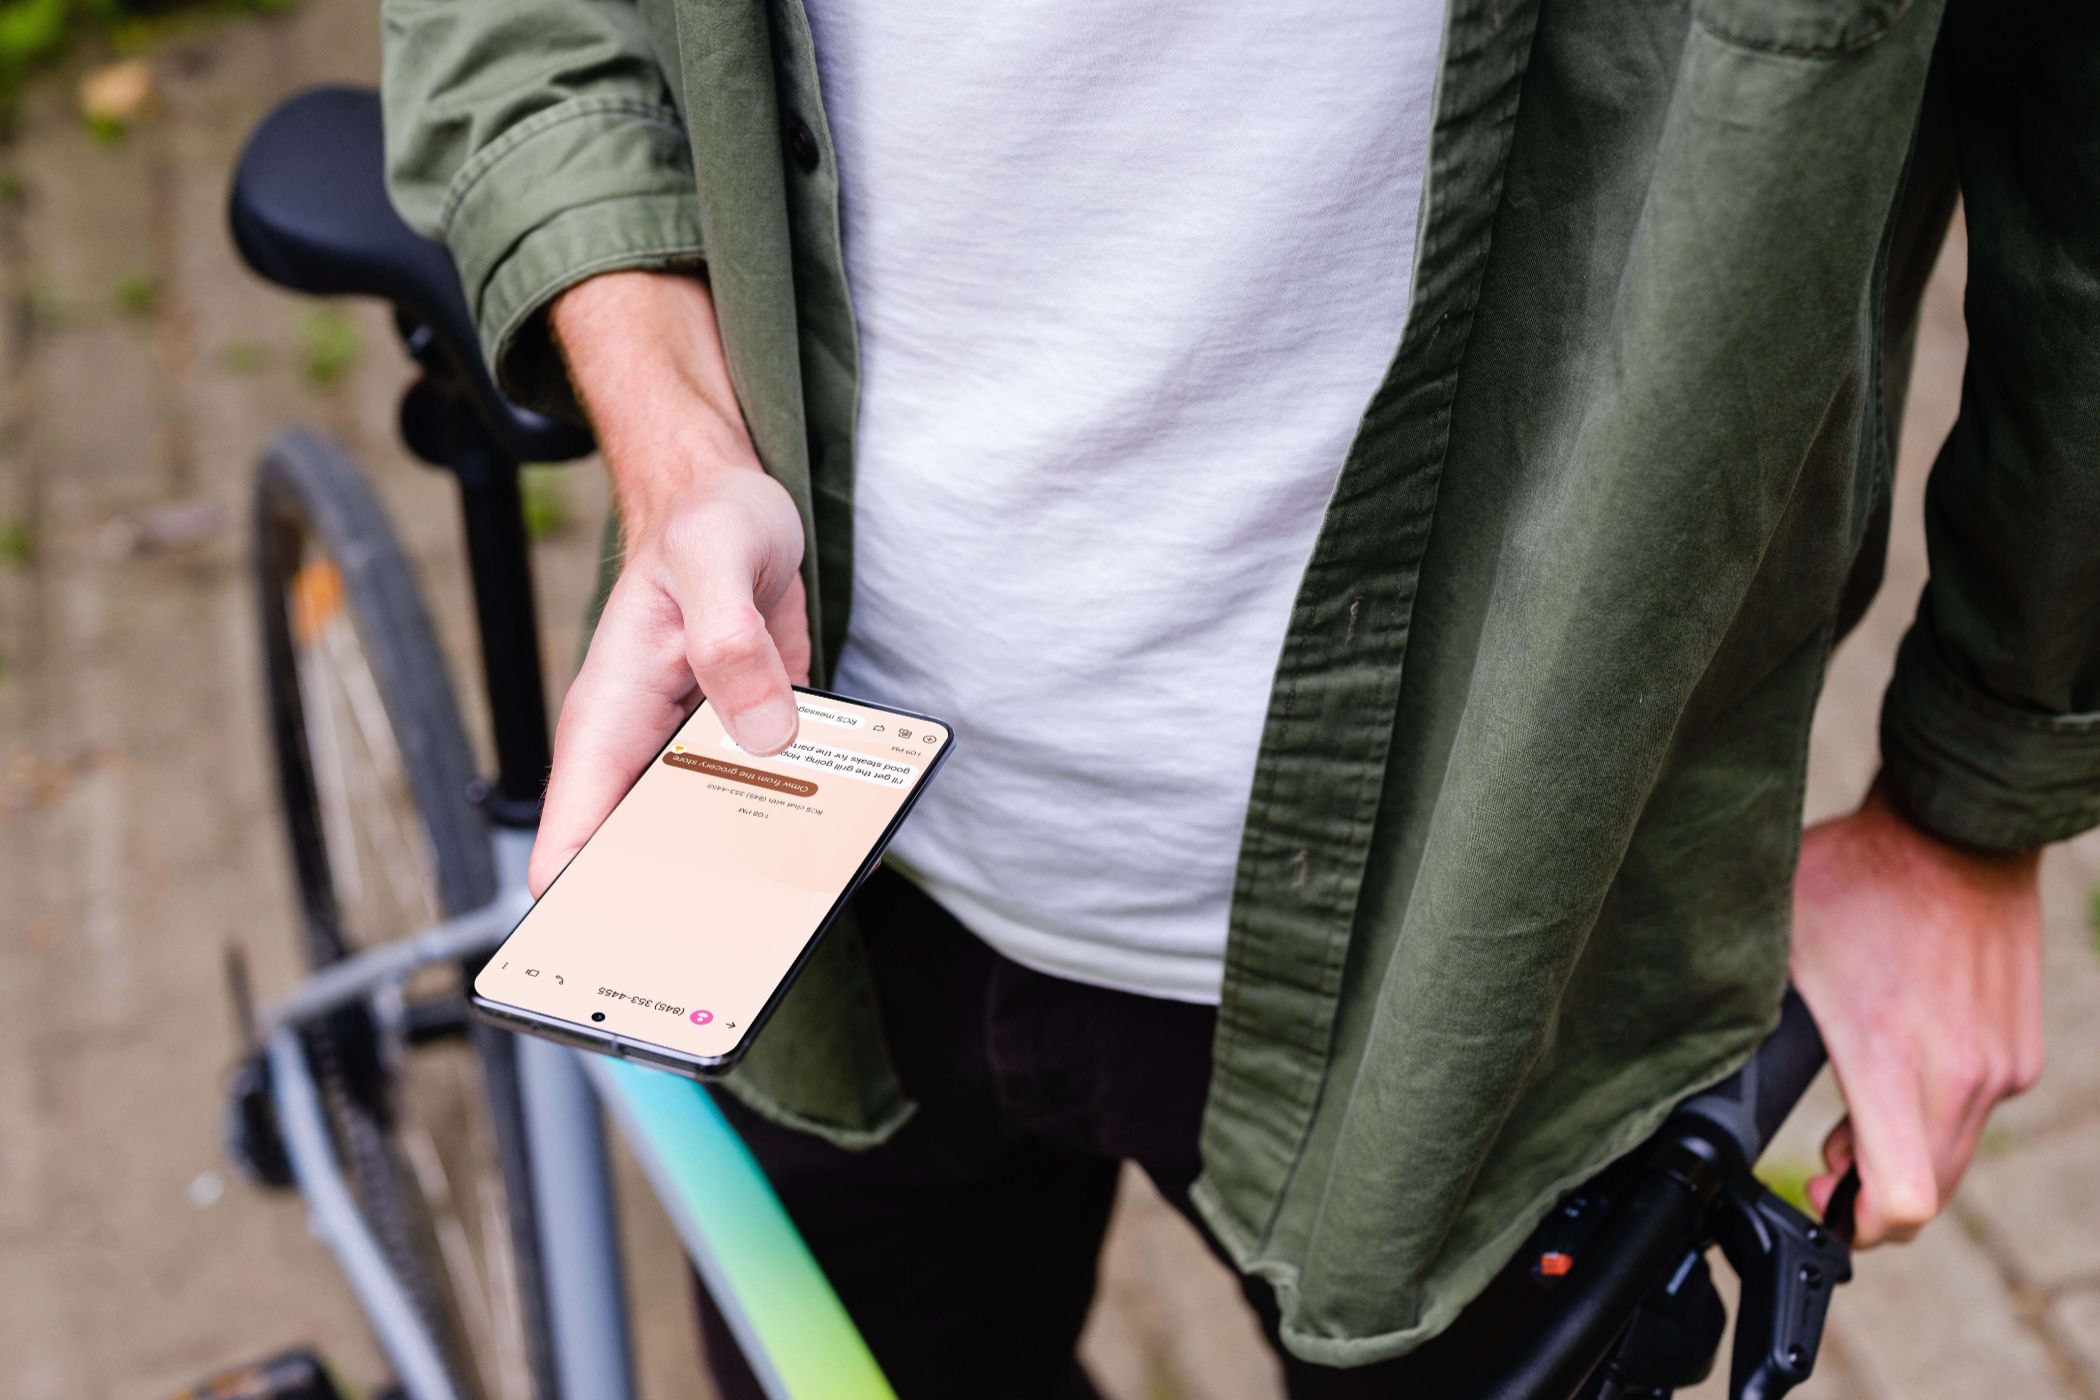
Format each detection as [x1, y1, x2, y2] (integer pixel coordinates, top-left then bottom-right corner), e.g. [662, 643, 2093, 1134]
[587, 1058, 898, 1400]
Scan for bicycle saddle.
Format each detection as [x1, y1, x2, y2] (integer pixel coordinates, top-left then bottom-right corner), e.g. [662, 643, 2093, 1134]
[228, 85, 593, 464]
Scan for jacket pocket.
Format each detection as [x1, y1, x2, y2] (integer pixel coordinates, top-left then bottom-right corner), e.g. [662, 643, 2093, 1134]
[1695, 0, 1913, 57]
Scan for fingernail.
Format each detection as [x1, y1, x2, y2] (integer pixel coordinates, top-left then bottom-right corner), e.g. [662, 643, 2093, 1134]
[735, 696, 797, 754]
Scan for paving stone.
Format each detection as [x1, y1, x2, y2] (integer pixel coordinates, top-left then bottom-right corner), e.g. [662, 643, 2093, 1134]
[1965, 1122, 2100, 1293]
[1993, 830, 2100, 1145]
[2049, 1288, 2100, 1391]
[1822, 1220, 2069, 1400]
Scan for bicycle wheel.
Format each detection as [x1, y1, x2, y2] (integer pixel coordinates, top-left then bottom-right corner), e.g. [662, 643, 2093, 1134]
[253, 429, 548, 1400]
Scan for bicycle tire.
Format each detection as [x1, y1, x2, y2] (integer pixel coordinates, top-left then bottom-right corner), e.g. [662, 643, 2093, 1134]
[253, 428, 553, 1400]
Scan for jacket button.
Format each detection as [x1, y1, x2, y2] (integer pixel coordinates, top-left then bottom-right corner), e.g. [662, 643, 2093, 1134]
[787, 118, 820, 172]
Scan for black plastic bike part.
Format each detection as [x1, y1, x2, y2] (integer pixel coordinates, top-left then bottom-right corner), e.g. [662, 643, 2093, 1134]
[1821, 1165, 1862, 1245]
[249, 430, 556, 1396]
[453, 433, 556, 824]
[402, 994, 474, 1045]
[1461, 1167, 1709, 1398]
[223, 943, 296, 1188]
[1713, 1181, 1853, 1400]
[1529, 1187, 1617, 1283]
[178, 1348, 348, 1400]
[1586, 1249, 1726, 1398]
[1465, 989, 1851, 1398]
[227, 85, 592, 465]
[1673, 989, 1827, 1167]
[224, 1050, 296, 1189]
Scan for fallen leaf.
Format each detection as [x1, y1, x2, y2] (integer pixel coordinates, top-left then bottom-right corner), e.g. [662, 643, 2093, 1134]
[78, 59, 155, 129]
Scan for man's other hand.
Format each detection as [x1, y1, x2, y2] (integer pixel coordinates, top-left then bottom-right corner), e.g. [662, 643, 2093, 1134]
[1790, 779, 2045, 1246]
[529, 271, 811, 898]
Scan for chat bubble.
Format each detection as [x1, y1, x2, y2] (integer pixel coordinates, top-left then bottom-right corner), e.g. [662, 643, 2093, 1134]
[794, 700, 863, 729]
[722, 735, 917, 789]
[661, 750, 820, 797]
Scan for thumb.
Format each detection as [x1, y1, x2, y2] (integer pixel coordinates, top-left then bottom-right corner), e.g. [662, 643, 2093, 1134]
[664, 531, 800, 757]
[530, 573, 697, 897]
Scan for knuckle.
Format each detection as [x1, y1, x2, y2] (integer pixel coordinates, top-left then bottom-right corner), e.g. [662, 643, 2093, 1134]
[1956, 1053, 1997, 1104]
[1936, 1040, 1990, 1102]
[688, 608, 771, 675]
[1970, 1056, 2005, 1104]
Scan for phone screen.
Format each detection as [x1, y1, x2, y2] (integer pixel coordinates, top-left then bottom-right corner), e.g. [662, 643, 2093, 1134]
[473, 690, 951, 1070]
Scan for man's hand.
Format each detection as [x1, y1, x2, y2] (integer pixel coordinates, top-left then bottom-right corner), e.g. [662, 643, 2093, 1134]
[1790, 779, 2045, 1246]
[529, 270, 811, 897]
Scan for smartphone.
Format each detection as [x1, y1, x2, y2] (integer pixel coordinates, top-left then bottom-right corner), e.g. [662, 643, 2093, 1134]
[471, 688, 953, 1077]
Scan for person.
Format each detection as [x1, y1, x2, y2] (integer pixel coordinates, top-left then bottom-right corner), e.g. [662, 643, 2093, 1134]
[383, 0, 2098, 1392]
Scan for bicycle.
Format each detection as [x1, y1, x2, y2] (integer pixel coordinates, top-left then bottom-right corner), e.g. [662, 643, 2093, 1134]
[217, 83, 1859, 1400]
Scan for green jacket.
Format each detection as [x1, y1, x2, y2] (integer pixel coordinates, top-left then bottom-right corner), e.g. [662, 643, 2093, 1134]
[383, 0, 2100, 1363]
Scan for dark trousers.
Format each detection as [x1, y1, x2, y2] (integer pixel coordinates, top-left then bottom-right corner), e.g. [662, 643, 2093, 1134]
[697, 870, 1540, 1398]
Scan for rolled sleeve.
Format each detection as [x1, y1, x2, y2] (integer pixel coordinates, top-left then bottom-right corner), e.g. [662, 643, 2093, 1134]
[438, 97, 706, 420]
[1881, 626, 2100, 853]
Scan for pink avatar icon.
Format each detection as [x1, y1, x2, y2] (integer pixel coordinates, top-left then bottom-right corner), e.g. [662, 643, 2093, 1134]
[689, 1008, 714, 1026]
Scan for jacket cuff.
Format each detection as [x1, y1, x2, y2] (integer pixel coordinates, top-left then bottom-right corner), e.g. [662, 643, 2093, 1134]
[438, 96, 706, 423]
[1878, 625, 2100, 853]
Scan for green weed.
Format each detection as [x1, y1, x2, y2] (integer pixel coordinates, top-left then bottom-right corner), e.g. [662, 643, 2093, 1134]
[0, 517, 36, 566]
[521, 465, 571, 541]
[298, 306, 359, 388]
[114, 272, 157, 316]
[1754, 1157, 1816, 1215]
[0, 0, 67, 79]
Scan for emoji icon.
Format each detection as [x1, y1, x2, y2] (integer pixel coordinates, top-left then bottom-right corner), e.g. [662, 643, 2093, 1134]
[672, 743, 686, 753]
[689, 1008, 714, 1025]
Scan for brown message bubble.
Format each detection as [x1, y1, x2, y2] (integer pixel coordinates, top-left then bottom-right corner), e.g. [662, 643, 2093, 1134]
[661, 750, 819, 797]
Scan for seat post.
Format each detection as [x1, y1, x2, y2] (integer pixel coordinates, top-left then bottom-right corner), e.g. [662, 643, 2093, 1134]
[451, 432, 553, 828]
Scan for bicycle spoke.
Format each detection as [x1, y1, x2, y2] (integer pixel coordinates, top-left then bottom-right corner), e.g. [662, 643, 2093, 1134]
[319, 610, 441, 938]
[400, 1052, 533, 1400]
[299, 629, 369, 920]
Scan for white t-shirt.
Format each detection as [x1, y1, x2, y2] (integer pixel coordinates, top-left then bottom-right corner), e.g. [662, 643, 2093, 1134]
[820, 0, 1443, 1003]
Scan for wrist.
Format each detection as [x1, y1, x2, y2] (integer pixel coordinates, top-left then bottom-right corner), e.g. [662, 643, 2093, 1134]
[550, 270, 762, 532]
[1858, 776, 2041, 893]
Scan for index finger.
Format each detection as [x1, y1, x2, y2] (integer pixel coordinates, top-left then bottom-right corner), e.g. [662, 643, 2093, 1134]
[530, 574, 696, 896]
[1834, 1053, 1940, 1246]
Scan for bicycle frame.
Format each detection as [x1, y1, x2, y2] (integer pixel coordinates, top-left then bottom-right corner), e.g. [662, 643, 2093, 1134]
[255, 328, 896, 1398]
[259, 823, 898, 1400]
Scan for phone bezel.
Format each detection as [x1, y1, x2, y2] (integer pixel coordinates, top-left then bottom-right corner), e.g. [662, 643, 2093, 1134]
[467, 685, 955, 1080]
